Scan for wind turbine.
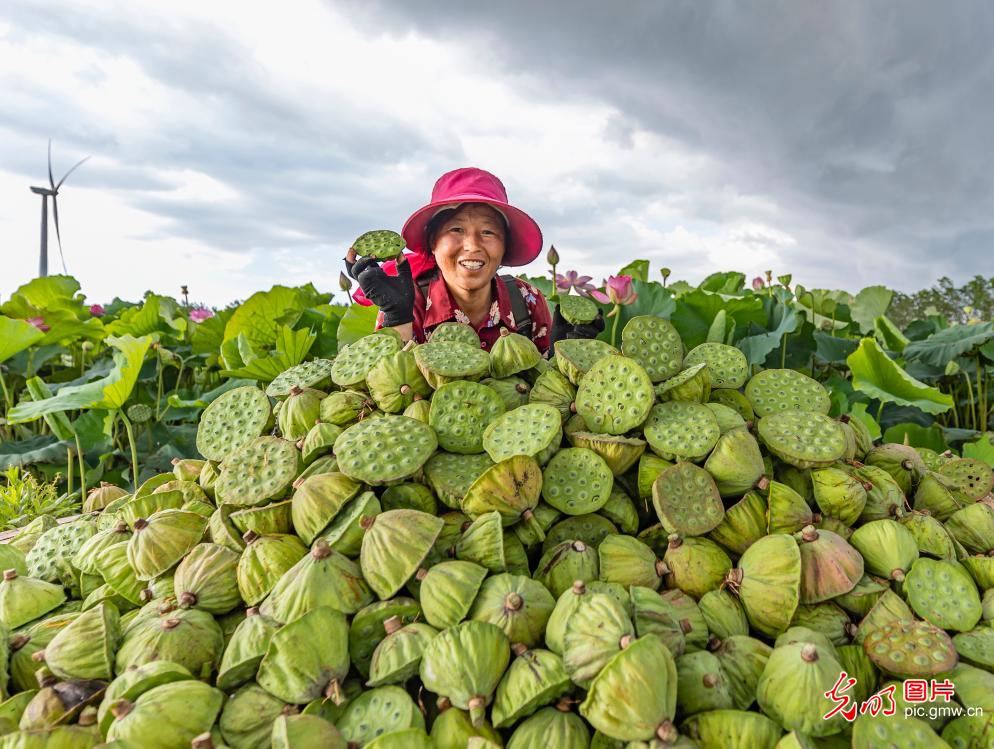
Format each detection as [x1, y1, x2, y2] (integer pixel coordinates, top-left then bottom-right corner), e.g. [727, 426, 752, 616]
[29, 140, 90, 277]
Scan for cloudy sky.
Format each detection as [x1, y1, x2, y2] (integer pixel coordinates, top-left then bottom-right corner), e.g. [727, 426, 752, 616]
[1, 0, 991, 307]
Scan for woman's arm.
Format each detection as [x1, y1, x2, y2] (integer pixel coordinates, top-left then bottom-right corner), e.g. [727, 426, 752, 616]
[345, 250, 416, 337]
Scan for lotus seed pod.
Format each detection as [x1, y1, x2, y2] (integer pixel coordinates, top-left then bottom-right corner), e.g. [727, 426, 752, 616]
[682, 709, 782, 749]
[332, 332, 402, 389]
[652, 462, 725, 537]
[707, 634, 772, 711]
[745, 368, 830, 416]
[265, 357, 335, 399]
[318, 490, 381, 558]
[574, 355, 654, 436]
[569, 434, 647, 480]
[154, 479, 209, 506]
[849, 519, 919, 582]
[482, 376, 531, 412]
[562, 592, 635, 688]
[421, 621, 511, 727]
[257, 606, 350, 704]
[635, 453, 671, 501]
[96, 660, 193, 736]
[850, 464, 907, 522]
[901, 511, 964, 561]
[365, 350, 432, 414]
[941, 714, 994, 747]
[628, 586, 686, 658]
[197, 460, 220, 501]
[348, 598, 421, 678]
[621, 315, 683, 382]
[424, 452, 494, 510]
[757, 411, 846, 469]
[756, 641, 846, 737]
[8, 614, 78, 693]
[586, 580, 632, 617]
[270, 713, 346, 749]
[9, 516, 57, 555]
[701, 429, 766, 498]
[215, 436, 301, 508]
[0, 570, 67, 630]
[92, 543, 146, 609]
[491, 646, 570, 729]
[724, 533, 801, 638]
[943, 662, 994, 714]
[535, 541, 599, 598]
[415, 561, 483, 630]
[794, 525, 863, 604]
[789, 602, 850, 646]
[558, 293, 597, 325]
[903, 557, 981, 632]
[460, 455, 544, 538]
[834, 643, 879, 706]
[236, 531, 307, 606]
[579, 635, 677, 742]
[864, 442, 927, 494]
[360, 510, 443, 599]
[675, 650, 734, 718]
[528, 369, 577, 422]
[217, 682, 294, 749]
[554, 338, 619, 386]
[429, 380, 506, 455]
[335, 415, 438, 485]
[852, 712, 948, 748]
[83, 483, 129, 513]
[598, 535, 668, 590]
[43, 602, 120, 681]
[455, 512, 510, 572]
[425, 321, 478, 346]
[811, 467, 867, 526]
[912, 471, 965, 521]
[299, 422, 343, 465]
[367, 618, 438, 687]
[289, 472, 361, 545]
[115, 606, 223, 678]
[195, 385, 272, 462]
[945, 501, 994, 554]
[215, 608, 279, 692]
[207, 506, 243, 554]
[172, 543, 240, 615]
[544, 581, 589, 656]
[654, 362, 711, 404]
[125, 510, 208, 582]
[483, 403, 563, 465]
[544, 514, 618, 554]
[402, 397, 431, 423]
[541, 448, 613, 516]
[469, 573, 555, 648]
[26, 519, 96, 593]
[0, 543, 28, 580]
[940, 456, 994, 501]
[430, 706, 503, 749]
[705, 402, 747, 434]
[698, 589, 749, 641]
[413, 340, 491, 388]
[862, 618, 958, 680]
[663, 535, 732, 600]
[71, 522, 132, 576]
[644, 401, 720, 462]
[507, 702, 591, 749]
[106, 680, 224, 748]
[118, 490, 185, 529]
[490, 329, 542, 379]
[706, 491, 767, 556]
[512, 503, 561, 551]
[319, 390, 376, 425]
[773, 626, 839, 661]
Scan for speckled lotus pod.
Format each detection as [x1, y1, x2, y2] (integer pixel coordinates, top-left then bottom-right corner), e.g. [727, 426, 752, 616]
[319, 390, 376, 425]
[126, 510, 206, 582]
[554, 338, 619, 386]
[266, 358, 335, 400]
[489, 330, 542, 379]
[848, 464, 907, 522]
[298, 422, 341, 466]
[275, 385, 326, 441]
[940, 456, 994, 501]
[569, 434, 647, 480]
[706, 634, 772, 712]
[96, 660, 193, 736]
[698, 590, 749, 641]
[236, 531, 307, 606]
[412, 340, 491, 388]
[42, 602, 120, 681]
[849, 519, 918, 582]
[421, 621, 510, 727]
[289, 472, 361, 545]
[852, 712, 947, 749]
[724, 533, 801, 638]
[118, 490, 185, 529]
[105, 680, 223, 748]
[862, 618, 958, 679]
[757, 411, 846, 469]
[332, 332, 402, 389]
[652, 462, 725, 537]
[598, 535, 667, 591]
[430, 706, 503, 749]
[543, 514, 618, 555]
[904, 557, 981, 632]
[941, 714, 994, 748]
[469, 573, 555, 648]
[504, 702, 590, 749]
[684, 343, 748, 390]
[195, 385, 272, 462]
[367, 618, 438, 687]
[901, 511, 961, 560]
[562, 592, 635, 688]
[263, 538, 373, 622]
[528, 369, 577, 424]
[172, 543, 240, 615]
[319, 491, 381, 558]
[705, 402, 747, 435]
[257, 606, 351, 704]
[423, 452, 494, 510]
[706, 491, 767, 557]
[115, 605, 223, 678]
[755, 641, 845, 737]
[621, 315, 683, 382]
[766, 480, 819, 535]
[558, 293, 599, 325]
[682, 709, 781, 749]
[25, 519, 96, 591]
[579, 635, 678, 743]
[154, 479, 209, 506]
[643, 401, 719, 462]
[228, 690, 294, 749]
[810, 467, 866, 526]
[625, 586, 685, 659]
[864, 442, 927, 495]
[575, 355, 654, 436]
[945, 501, 994, 555]
[794, 525, 863, 604]
[214, 608, 279, 692]
[540, 448, 613, 516]
[335, 415, 438, 486]
[0, 570, 67, 630]
[72, 522, 132, 576]
[773, 626, 839, 660]
[947, 662, 994, 713]
[790, 602, 851, 647]
[483, 404, 562, 464]
[428, 381, 504, 455]
[675, 650, 734, 718]
[654, 362, 711, 404]
[663, 535, 732, 600]
[702, 429, 766, 498]
[271, 713, 345, 749]
[83, 482, 130, 513]
[912, 471, 966, 521]
[208, 506, 245, 554]
[365, 350, 431, 414]
[489, 645, 570, 729]
[402, 397, 431, 423]
[360, 510, 443, 599]
[348, 598, 421, 680]
[460, 455, 544, 537]
[745, 368, 830, 417]
[336, 685, 426, 746]
[215, 436, 301, 508]
[352, 228, 405, 259]
[535, 541, 599, 598]
[852, 589, 914, 649]
[954, 627, 994, 672]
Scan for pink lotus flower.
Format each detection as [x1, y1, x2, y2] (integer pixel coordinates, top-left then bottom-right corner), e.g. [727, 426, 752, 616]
[556, 270, 610, 303]
[605, 275, 637, 306]
[752, 277, 765, 291]
[189, 306, 215, 323]
[26, 316, 50, 332]
[89, 304, 106, 317]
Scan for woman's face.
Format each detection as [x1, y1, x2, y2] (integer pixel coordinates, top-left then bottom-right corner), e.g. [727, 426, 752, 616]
[431, 204, 506, 294]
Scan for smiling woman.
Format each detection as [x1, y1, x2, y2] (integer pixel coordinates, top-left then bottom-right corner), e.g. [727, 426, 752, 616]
[345, 167, 603, 355]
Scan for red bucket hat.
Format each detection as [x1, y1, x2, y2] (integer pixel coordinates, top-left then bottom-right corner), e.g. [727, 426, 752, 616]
[401, 167, 543, 267]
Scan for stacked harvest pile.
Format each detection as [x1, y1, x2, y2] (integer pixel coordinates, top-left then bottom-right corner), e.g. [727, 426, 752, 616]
[1, 316, 993, 749]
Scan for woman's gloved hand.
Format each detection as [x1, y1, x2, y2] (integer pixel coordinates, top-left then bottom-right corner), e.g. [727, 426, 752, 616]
[549, 304, 606, 347]
[345, 249, 415, 327]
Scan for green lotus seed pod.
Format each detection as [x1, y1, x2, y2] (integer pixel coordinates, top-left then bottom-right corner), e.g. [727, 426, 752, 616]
[644, 401, 720, 462]
[125, 510, 207, 582]
[621, 315, 683, 382]
[430, 706, 503, 749]
[319, 490, 381, 558]
[272, 713, 346, 749]
[563, 592, 635, 689]
[864, 442, 927, 495]
[490, 645, 570, 729]
[469, 573, 555, 649]
[366, 350, 432, 414]
[903, 557, 981, 632]
[320, 390, 376, 425]
[335, 685, 426, 746]
[676, 650, 734, 717]
[491, 329, 542, 379]
[482, 376, 531, 412]
[172, 543, 240, 615]
[795, 525, 863, 605]
[195, 385, 272, 462]
[528, 369, 577, 423]
[115, 605, 223, 678]
[708, 634, 772, 711]
[698, 590, 749, 641]
[862, 618, 958, 679]
[853, 589, 915, 647]
[724, 534, 801, 638]
[366, 617, 438, 687]
[685, 343, 748, 389]
[756, 641, 846, 737]
[0, 570, 66, 630]
[811, 467, 867, 526]
[654, 362, 711, 404]
[849, 519, 919, 582]
[663, 535, 732, 600]
[456, 512, 512, 573]
[850, 464, 907, 522]
[598, 535, 667, 590]
[766, 480, 819, 535]
[706, 491, 767, 557]
[298, 422, 343, 466]
[555, 338, 619, 386]
[702, 429, 766, 499]
[535, 541, 598, 599]
[96, 660, 193, 736]
[332, 332, 402, 389]
[83, 482, 130, 513]
[627, 586, 686, 659]
[42, 601, 120, 681]
[236, 531, 307, 606]
[831, 574, 889, 619]
[419, 560, 488, 630]
[852, 712, 947, 748]
[348, 598, 421, 679]
[507, 702, 590, 749]
[461, 455, 544, 538]
[217, 681, 292, 749]
[652, 462, 725, 537]
[413, 340, 491, 388]
[901, 511, 961, 561]
[542, 448, 613, 516]
[705, 402, 747, 435]
[945, 501, 994, 555]
[335, 415, 438, 486]
[745, 368, 830, 416]
[483, 404, 563, 464]
[575, 355, 654, 436]
[361, 510, 443, 599]
[757, 411, 846, 469]
[773, 626, 839, 660]
[940, 456, 994, 501]
[106, 680, 224, 748]
[682, 709, 781, 749]
[543, 514, 618, 554]
[790, 602, 850, 647]
[289, 472, 361, 545]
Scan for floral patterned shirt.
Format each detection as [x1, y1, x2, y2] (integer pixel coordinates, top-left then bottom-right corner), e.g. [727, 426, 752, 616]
[377, 272, 552, 355]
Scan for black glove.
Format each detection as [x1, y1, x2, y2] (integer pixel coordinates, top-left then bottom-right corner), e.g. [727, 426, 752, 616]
[344, 254, 415, 327]
[549, 304, 606, 348]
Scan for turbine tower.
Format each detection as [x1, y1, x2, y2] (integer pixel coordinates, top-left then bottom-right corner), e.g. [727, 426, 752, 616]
[29, 140, 89, 277]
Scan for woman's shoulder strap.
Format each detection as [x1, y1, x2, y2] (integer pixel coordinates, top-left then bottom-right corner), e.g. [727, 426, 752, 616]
[500, 275, 532, 339]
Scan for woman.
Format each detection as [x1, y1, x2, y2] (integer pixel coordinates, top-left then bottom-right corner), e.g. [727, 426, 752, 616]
[345, 167, 602, 355]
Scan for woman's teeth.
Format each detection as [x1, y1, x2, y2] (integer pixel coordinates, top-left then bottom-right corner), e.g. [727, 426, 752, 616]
[459, 260, 485, 270]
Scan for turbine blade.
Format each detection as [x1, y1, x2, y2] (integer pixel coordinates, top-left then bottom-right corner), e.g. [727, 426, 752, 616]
[51, 194, 68, 274]
[56, 156, 90, 190]
[48, 139, 55, 191]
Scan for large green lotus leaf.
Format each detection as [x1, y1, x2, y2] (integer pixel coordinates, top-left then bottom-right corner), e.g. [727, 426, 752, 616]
[850, 285, 894, 334]
[0, 435, 71, 469]
[222, 285, 308, 349]
[904, 322, 994, 368]
[105, 294, 186, 338]
[737, 301, 803, 366]
[337, 303, 380, 349]
[669, 290, 766, 350]
[882, 423, 947, 452]
[847, 338, 952, 415]
[8, 334, 153, 422]
[0, 316, 44, 363]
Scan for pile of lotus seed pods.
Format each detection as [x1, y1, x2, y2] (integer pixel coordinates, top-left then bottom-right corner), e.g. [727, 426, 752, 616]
[2, 312, 994, 749]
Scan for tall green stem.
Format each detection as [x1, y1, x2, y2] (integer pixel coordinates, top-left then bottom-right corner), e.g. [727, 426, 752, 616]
[780, 332, 789, 368]
[610, 305, 622, 348]
[0, 368, 11, 412]
[154, 358, 164, 421]
[73, 430, 87, 500]
[963, 372, 977, 430]
[118, 410, 140, 490]
[66, 447, 74, 498]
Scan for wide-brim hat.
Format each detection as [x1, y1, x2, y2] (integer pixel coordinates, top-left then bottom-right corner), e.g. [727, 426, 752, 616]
[401, 167, 543, 267]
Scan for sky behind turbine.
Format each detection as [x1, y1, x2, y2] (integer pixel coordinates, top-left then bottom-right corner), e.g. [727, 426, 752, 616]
[1, 0, 992, 306]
